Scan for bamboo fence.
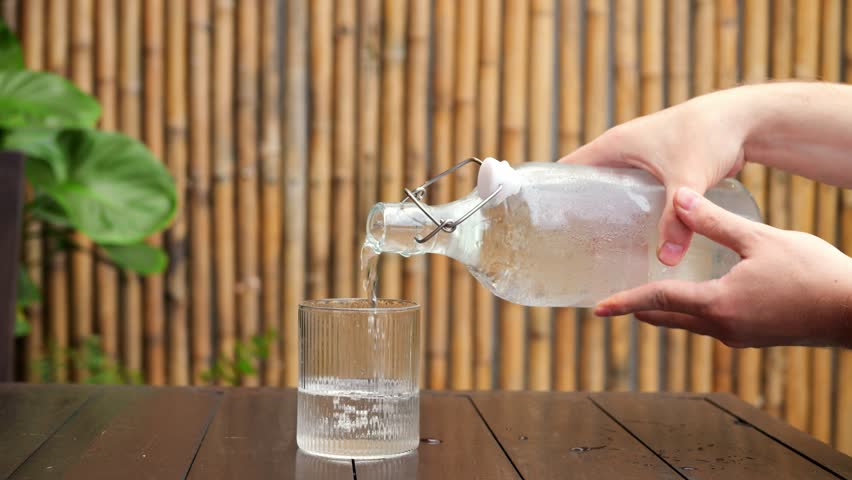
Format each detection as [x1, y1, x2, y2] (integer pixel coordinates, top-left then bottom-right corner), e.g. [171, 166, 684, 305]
[7, 0, 852, 454]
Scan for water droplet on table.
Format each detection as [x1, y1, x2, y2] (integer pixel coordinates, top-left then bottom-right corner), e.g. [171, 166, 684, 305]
[420, 437, 441, 445]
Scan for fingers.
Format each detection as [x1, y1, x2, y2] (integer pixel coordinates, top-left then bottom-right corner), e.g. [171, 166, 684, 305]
[634, 311, 716, 337]
[673, 187, 761, 256]
[657, 188, 695, 266]
[593, 279, 719, 318]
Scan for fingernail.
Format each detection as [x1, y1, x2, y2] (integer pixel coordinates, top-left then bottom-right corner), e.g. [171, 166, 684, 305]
[675, 187, 700, 211]
[658, 241, 684, 265]
[594, 305, 613, 317]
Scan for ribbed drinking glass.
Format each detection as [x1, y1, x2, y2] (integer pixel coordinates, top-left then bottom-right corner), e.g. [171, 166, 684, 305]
[297, 299, 420, 459]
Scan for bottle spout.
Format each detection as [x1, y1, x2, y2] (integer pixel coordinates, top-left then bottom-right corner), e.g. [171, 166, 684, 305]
[366, 202, 433, 256]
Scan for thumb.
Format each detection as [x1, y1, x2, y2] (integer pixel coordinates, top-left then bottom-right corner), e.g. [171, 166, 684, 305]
[657, 185, 702, 266]
[672, 186, 759, 256]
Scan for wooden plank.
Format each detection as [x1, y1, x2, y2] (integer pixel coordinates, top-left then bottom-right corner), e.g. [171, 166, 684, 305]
[188, 389, 351, 478]
[639, 0, 663, 393]
[472, 391, 680, 478]
[429, 0, 455, 390]
[708, 393, 852, 479]
[260, 0, 282, 386]
[665, 0, 690, 392]
[405, 0, 430, 388]
[579, 0, 608, 393]
[765, 0, 794, 420]
[786, 0, 821, 433]
[526, 0, 554, 392]
[594, 393, 837, 479]
[166, 0, 189, 386]
[11, 386, 221, 479]
[475, 0, 502, 390]
[359, 394, 517, 478]
[189, 0, 213, 386]
[738, 0, 769, 408]
[449, 0, 479, 391]
[0, 384, 92, 477]
[237, 0, 261, 386]
[554, 0, 582, 392]
[282, 0, 308, 387]
[689, 0, 716, 393]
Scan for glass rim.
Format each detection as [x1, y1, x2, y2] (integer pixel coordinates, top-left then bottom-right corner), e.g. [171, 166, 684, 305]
[299, 298, 419, 313]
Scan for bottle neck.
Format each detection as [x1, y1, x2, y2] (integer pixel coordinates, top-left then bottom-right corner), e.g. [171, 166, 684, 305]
[365, 195, 481, 264]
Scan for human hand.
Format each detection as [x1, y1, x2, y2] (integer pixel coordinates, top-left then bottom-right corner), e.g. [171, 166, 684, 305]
[558, 95, 750, 266]
[592, 187, 852, 348]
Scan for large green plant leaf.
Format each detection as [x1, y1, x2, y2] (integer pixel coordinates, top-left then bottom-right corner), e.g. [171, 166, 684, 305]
[0, 71, 100, 128]
[102, 243, 167, 275]
[3, 129, 65, 187]
[7, 129, 176, 243]
[0, 17, 24, 70]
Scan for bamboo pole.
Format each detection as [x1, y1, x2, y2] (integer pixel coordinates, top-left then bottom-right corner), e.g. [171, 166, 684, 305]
[838, 0, 852, 454]
[237, 0, 261, 386]
[404, 0, 430, 388]
[356, 0, 381, 266]
[811, 0, 841, 444]
[283, 0, 308, 387]
[554, 0, 581, 392]
[737, 0, 769, 407]
[189, 0, 212, 385]
[166, 0, 189, 386]
[579, 0, 608, 392]
[2, 0, 16, 29]
[213, 0, 237, 384]
[665, 0, 690, 392]
[499, 0, 529, 391]
[765, 0, 793, 419]
[70, 0, 94, 382]
[22, 0, 45, 382]
[638, 0, 663, 393]
[260, 0, 282, 386]
[143, 0, 166, 385]
[430, 0, 455, 390]
[689, 0, 716, 393]
[95, 0, 118, 363]
[712, 0, 738, 394]
[332, 0, 356, 301]
[379, 0, 406, 300]
[527, 0, 554, 392]
[611, 0, 638, 393]
[307, 0, 332, 304]
[119, 0, 142, 374]
[475, 0, 502, 391]
[786, 0, 820, 433]
[450, 0, 479, 391]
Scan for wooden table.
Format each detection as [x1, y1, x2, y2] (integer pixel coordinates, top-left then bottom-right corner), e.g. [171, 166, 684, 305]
[1, 384, 850, 479]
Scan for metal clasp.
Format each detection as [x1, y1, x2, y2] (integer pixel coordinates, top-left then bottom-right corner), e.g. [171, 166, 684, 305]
[402, 157, 503, 244]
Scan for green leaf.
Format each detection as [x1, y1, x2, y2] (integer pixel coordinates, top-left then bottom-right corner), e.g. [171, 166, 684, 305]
[0, 17, 24, 71]
[26, 195, 72, 227]
[36, 130, 176, 244]
[0, 71, 100, 128]
[14, 309, 30, 336]
[102, 243, 168, 275]
[3, 129, 66, 187]
[16, 268, 39, 307]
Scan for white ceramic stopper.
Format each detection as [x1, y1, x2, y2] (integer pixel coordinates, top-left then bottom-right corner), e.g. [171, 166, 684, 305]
[477, 157, 522, 204]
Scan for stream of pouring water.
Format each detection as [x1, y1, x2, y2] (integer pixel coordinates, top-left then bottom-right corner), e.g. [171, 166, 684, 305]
[360, 244, 380, 307]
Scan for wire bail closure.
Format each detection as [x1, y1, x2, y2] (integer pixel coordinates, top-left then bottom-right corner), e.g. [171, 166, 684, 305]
[402, 157, 504, 244]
